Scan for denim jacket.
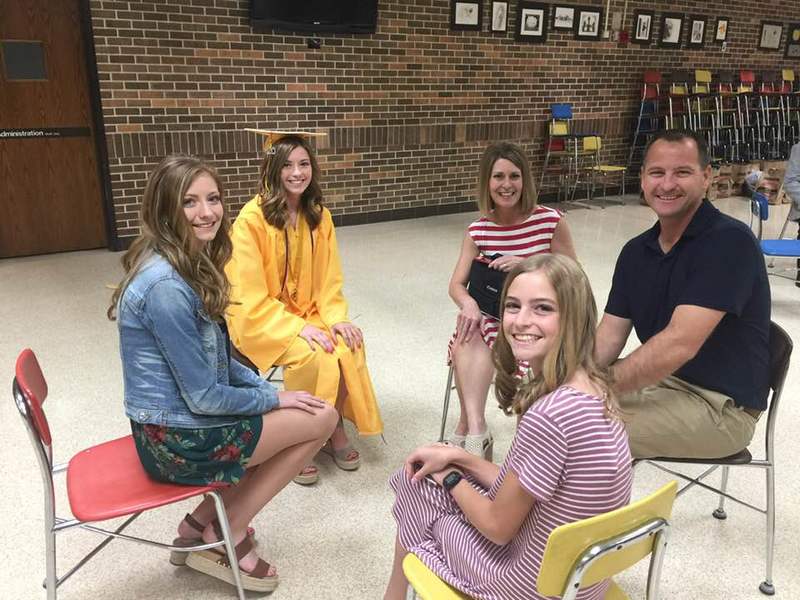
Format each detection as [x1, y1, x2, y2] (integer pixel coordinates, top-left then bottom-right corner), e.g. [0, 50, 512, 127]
[118, 253, 278, 428]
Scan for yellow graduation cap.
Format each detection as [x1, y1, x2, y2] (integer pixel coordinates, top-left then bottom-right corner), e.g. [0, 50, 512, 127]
[245, 128, 326, 154]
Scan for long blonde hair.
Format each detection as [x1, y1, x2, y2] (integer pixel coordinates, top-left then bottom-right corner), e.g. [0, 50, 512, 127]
[257, 135, 324, 231]
[493, 254, 617, 417]
[107, 155, 232, 321]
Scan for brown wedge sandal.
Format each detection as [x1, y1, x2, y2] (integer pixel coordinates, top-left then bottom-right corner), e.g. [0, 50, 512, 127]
[170, 513, 256, 566]
[185, 533, 279, 593]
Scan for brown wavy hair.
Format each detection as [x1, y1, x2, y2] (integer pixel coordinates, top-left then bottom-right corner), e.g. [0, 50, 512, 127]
[107, 154, 232, 321]
[476, 142, 538, 216]
[257, 135, 323, 230]
[493, 254, 618, 418]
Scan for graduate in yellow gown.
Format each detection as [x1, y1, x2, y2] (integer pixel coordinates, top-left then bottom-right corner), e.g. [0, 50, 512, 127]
[226, 131, 383, 484]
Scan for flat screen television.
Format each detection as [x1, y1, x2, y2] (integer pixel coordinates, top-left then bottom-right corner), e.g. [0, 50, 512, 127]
[250, 1, 378, 34]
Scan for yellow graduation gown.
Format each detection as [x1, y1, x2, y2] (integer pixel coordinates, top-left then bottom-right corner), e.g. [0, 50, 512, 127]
[226, 196, 382, 436]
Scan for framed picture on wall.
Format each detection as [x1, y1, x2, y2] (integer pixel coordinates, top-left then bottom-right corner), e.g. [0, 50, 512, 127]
[758, 21, 783, 50]
[515, 2, 548, 43]
[553, 5, 575, 30]
[714, 17, 729, 43]
[576, 7, 602, 40]
[450, 1, 483, 31]
[659, 13, 683, 47]
[632, 10, 654, 44]
[786, 23, 800, 57]
[687, 16, 706, 48]
[490, 2, 508, 32]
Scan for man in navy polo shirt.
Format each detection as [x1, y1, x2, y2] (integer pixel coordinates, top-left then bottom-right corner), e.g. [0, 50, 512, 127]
[596, 130, 770, 459]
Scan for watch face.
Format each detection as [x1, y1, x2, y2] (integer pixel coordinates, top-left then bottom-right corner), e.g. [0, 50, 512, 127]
[443, 471, 463, 491]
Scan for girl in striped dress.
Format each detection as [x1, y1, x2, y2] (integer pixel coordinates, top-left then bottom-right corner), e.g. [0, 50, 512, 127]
[386, 254, 631, 600]
[448, 142, 576, 458]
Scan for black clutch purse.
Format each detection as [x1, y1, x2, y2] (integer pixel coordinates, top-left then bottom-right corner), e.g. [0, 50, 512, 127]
[467, 254, 507, 319]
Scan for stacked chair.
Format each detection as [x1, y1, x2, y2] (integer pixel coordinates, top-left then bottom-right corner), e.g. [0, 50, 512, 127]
[628, 69, 800, 172]
[540, 103, 575, 202]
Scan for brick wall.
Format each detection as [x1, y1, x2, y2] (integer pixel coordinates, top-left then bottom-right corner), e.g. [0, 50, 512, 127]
[88, 0, 800, 245]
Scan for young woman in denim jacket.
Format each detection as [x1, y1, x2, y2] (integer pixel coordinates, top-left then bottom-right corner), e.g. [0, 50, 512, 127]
[109, 155, 338, 593]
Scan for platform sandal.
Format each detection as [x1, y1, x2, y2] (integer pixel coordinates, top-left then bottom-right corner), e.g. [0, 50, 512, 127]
[170, 513, 256, 566]
[185, 534, 279, 593]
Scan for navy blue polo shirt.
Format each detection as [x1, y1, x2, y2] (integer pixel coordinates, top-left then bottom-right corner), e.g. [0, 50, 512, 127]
[605, 200, 771, 410]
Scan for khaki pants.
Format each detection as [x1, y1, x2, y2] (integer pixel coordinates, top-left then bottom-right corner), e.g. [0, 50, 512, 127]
[619, 376, 758, 459]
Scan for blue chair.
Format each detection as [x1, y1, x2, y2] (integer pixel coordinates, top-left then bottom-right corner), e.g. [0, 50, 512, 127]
[750, 192, 800, 280]
[540, 103, 575, 200]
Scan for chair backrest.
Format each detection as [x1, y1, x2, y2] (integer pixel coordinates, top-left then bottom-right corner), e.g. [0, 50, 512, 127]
[739, 69, 755, 93]
[537, 481, 678, 599]
[767, 321, 792, 412]
[14, 348, 52, 448]
[643, 70, 662, 84]
[694, 70, 712, 94]
[550, 103, 573, 120]
[759, 70, 780, 93]
[642, 71, 661, 99]
[546, 137, 566, 151]
[762, 322, 793, 463]
[550, 121, 569, 136]
[583, 135, 601, 152]
[781, 69, 794, 94]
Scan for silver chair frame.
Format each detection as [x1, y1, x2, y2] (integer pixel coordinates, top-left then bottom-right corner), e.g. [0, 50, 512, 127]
[561, 518, 671, 600]
[13, 378, 246, 600]
[641, 321, 791, 596]
[438, 365, 456, 442]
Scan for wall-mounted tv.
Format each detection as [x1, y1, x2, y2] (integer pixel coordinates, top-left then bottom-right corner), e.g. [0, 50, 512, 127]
[250, 1, 378, 34]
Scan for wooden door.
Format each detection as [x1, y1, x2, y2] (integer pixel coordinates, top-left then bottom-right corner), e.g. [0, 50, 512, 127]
[0, 0, 106, 257]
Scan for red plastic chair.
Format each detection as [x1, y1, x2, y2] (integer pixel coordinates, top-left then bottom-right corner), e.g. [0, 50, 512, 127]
[12, 349, 246, 599]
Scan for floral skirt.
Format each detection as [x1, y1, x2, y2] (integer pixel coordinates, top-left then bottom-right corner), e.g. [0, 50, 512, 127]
[130, 416, 263, 486]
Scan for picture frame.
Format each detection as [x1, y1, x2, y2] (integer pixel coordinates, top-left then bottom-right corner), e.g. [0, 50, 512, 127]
[785, 23, 800, 58]
[552, 5, 575, 30]
[490, 1, 508, 32]
[632, 10, 654, 45]
[515, 2, 548, 43]
[450, 0, 483, 31]
[659, 13, 683, 47]
[758, 21, 783, 51]
[714, 17, 729, 43]
[687, 16, 706, 49]
[576, 7, 602, 40]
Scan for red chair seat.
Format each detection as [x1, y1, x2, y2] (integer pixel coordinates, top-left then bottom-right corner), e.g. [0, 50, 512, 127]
[67, 435, 224, 522]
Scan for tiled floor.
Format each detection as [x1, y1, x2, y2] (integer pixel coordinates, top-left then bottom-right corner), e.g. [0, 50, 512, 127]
[2, 195, 798, 599]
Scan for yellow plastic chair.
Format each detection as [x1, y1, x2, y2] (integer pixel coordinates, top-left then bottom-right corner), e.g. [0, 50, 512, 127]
[403, 481, 678, 600]
[574, 136, 626, 208]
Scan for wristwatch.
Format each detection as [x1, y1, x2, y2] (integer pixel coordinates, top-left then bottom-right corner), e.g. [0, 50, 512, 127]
[442, 470, 463, 493]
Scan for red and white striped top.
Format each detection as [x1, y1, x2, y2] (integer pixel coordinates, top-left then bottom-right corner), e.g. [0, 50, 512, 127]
[391, 386, 632, 600]
[468, 205, 562, 258]
[448, 206, 563, 360]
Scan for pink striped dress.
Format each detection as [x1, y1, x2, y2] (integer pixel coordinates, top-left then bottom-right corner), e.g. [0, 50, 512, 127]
[451, 206, 562, 356]
[390, 386, 632, 600]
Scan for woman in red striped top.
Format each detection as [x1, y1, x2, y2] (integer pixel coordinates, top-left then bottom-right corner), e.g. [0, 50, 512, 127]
[386, 254, 631, 600]
[448, 142, 577, 458]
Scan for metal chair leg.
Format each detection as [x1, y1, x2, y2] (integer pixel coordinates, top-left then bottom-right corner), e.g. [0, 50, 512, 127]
[712, 466, 730, 519]
[210, 491, 246, 600]
[439, 365, 455, 442]
[761, 465, 776, 595]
